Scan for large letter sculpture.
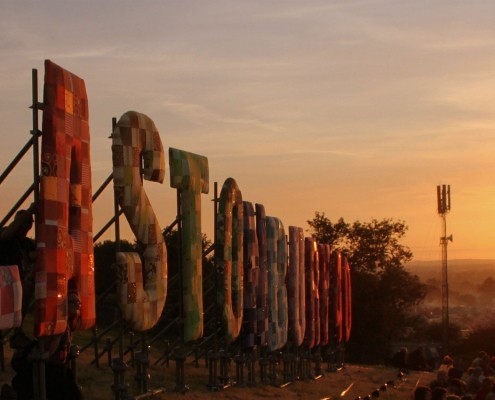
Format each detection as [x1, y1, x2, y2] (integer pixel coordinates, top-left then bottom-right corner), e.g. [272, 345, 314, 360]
[304, 238, 319, 348]
[36, 60, 95, 336]
[241, 201, 259, 348]
[266, 216, 288, 351]
[330, 251, 343, 343]
[111, 111, 167, 331]
[287, 226, 306, 346]
[169, 148, 209, 342]
[255, 204, 269, 346]
[216, 178, 243, 342]
[318, 243, 331, 346]
[342, 256, 352, 342]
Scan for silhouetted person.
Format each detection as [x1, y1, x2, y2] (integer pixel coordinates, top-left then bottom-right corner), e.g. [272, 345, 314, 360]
[409, 346, 428, 371]
[448, 378, 467, 397]
[433, 386, 448, 400]
[474, 378, 493, 400]
[439, 355, 455, 375]
[466, 367, 483, 395]
[392, 347, 408, 369]
[431, 370, 450, 390]
[414, 385, 432, 400]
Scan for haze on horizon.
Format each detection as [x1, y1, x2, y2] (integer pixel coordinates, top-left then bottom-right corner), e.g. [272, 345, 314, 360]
[1, 1, 494, 261]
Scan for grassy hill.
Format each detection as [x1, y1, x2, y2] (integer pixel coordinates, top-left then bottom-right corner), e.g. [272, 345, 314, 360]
[0, 340, 435, 400]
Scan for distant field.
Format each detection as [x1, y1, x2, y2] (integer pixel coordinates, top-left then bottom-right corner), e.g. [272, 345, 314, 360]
[407, 259, 495, 328]
[407, 259, 495, 284]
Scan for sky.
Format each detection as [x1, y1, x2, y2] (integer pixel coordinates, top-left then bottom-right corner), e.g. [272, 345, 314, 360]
[1, 0, 494, 261]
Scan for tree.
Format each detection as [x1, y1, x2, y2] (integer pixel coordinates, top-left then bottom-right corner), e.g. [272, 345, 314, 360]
[307, 212, 427, 362]
[94, 239, 137, 296]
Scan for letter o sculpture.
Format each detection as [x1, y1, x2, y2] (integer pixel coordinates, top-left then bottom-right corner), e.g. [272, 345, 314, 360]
[216, 178, 244, 343]
[266, 216, 288, 352]
[112, 111, 167, 331]
[36, 60, 95, 336]
[287, 226, 306, 347]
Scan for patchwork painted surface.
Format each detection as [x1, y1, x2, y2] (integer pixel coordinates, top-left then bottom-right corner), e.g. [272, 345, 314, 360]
[318, 243, 331, 346]
[255, 204, 269, 347]
[304, 237, 319, 348]
[287, 226, 306, 347]
[330, 251, 343, 344]
[342, 256, 352, 342]
[266, 216, 288, 352]
[0, 266, 22, 329]
[241, 201, 259, 349]
[112, 111, 167, 331]
[216, 178, 244, 343]
[169, 147, 209, 342]
[36, 60, 95, 336]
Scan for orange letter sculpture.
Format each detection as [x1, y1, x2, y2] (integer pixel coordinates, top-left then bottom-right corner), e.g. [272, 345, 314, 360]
[36, 60, 95, 336]
[330, 251, 343, 344]
[342, 256, 352, 343]
[318, 243, 331, 346]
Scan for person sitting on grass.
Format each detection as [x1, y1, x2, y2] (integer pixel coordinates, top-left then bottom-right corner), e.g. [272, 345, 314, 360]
[414, 385, 433, 400]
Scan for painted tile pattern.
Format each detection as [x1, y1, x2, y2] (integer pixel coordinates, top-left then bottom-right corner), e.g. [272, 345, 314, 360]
[318, 243, 331, 346]
[266, 216, 288, 352]
[255, 204, 269, 347]
[36, 60, 95, 336]
[111, 111, 167, 331]
[241, 201, 259, 348]
[304, 237, 320, 348]
[330, 251, 343, 344]
[169, 147, 209, 342]
[288, 226, 306, 347]
[216, 178, 244, 343]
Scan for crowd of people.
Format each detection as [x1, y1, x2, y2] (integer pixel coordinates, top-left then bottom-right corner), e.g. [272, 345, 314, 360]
[414, 352, 495, 400]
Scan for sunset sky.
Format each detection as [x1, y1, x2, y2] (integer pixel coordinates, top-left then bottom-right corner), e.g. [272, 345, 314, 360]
[1, 1, 494, 261]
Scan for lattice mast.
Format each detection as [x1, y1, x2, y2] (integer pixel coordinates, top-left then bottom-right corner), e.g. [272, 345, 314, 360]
[437, 184, 452, 352]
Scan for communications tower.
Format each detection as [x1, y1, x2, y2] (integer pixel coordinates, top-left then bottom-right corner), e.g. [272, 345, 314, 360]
[437, 184, 452, 352]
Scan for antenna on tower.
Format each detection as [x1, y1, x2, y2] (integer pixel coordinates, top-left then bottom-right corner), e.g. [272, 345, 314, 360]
[437, 184, 452, 353]
[437, 184, 451, 214]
